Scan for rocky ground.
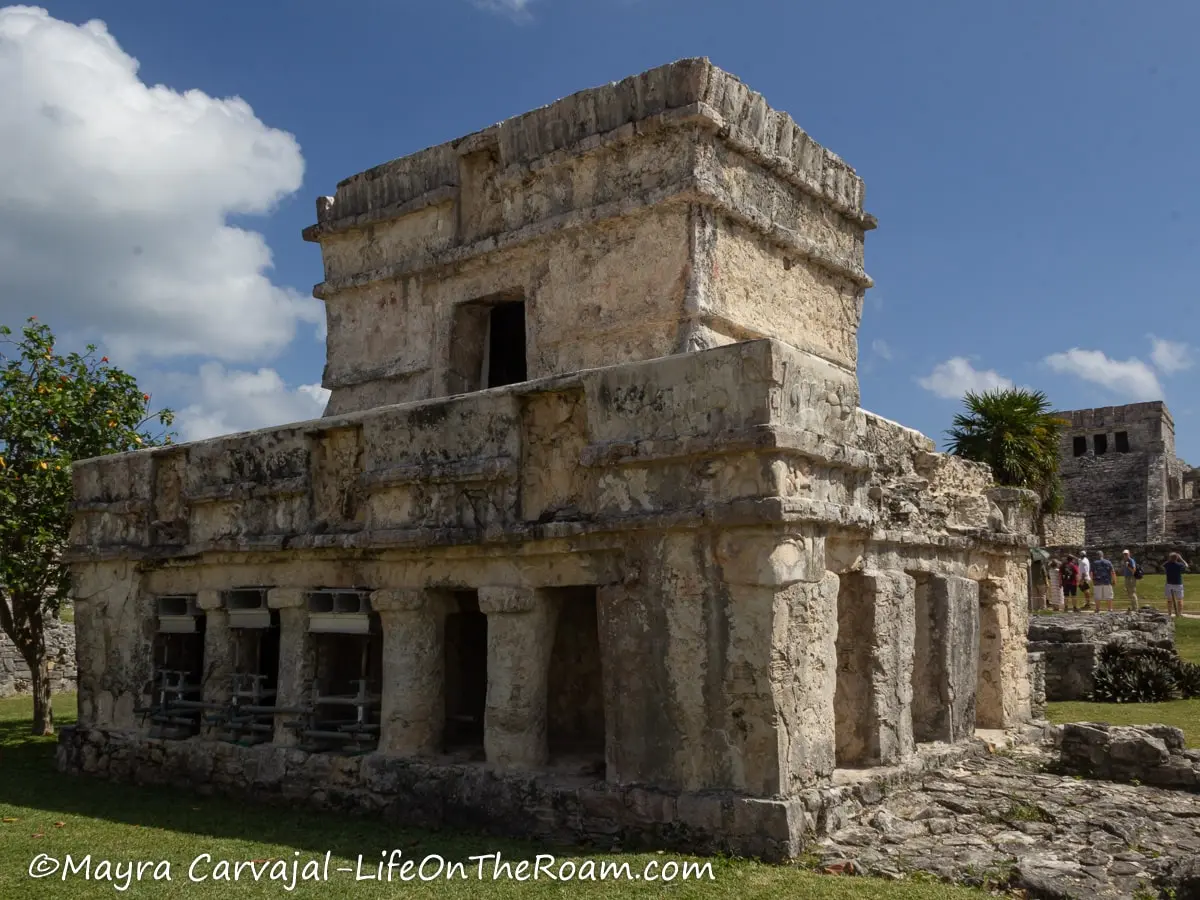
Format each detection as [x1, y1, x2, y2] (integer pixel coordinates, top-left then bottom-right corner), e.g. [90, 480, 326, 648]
[814, 744, 1200, 899]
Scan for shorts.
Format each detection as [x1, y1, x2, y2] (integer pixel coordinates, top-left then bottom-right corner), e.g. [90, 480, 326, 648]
[1080, 582, 1092, 595]
[1094, 584, 1114, 602]
[1063, 585, 1077, 597]
[1167, 585, 1184, 600]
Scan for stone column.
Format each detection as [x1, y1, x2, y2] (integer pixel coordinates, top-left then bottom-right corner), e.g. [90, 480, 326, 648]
[70, 561, 147, 730]
[478, 586, 559, 771]
[268, 588, 313, 746]
[911, 575, 979, 744]
[372, 589, 455, 757]
[834, 570, 916, 768]
[70, 596, 100, 728]
[196, 589, 232, 738]
[717, 530, 836, 796]
[977, 566, 1032, 729]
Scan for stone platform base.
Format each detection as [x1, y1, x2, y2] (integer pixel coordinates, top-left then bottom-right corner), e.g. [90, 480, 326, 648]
[56, 724, 1050, 861]
[816, 740, 1200, 899]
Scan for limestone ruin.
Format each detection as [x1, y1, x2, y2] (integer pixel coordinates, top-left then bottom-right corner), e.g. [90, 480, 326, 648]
[1045, 401, 1199, 562]
[59, 58, 1037, 859]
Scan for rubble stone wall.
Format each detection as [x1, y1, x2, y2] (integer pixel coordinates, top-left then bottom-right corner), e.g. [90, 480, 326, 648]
[0, 618, 76, 698]
[1057, 722, 1200, 791]
[1041, 513, 1085, 547]
[1027, 610, 1174, 701]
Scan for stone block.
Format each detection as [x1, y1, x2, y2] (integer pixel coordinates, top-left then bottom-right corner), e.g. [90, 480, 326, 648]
[676, 794, 726, 833]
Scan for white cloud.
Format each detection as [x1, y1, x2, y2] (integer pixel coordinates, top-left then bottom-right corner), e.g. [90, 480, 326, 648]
[173, 363, 330, 442]
[0, 6, 321, 364]
[472, 0, 536, 18]
[1150, 337, 1194, 375]
[1043, 349, 1163, 402]
[917, 357, 1013, 400]
[871, 339, 893, 361]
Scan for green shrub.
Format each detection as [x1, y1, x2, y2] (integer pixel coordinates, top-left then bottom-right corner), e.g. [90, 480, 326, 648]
[1176, 660, 1200, 699]
[1090, 645, 1183, 703]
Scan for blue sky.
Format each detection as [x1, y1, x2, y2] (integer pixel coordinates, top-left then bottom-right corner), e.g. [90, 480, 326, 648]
[2, 1, 1197, 460]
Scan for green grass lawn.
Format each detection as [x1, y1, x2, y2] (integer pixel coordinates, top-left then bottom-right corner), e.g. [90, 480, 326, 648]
[0, 694, 987, 899]
[1045, 607, 1200, 746]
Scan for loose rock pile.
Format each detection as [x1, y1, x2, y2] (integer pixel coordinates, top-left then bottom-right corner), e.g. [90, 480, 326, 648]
[815, 743, 1200, 899]
[1059, 722, 1200, 791]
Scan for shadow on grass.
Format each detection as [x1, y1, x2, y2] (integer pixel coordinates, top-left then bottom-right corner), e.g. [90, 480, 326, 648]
[0, 712, 718, 869]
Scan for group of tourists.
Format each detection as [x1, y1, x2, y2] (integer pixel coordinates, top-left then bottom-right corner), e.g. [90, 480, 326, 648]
[1045, 550, 1191, 616]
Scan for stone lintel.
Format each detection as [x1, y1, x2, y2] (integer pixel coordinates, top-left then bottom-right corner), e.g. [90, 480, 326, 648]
[267, 588, 308, 609]
[715, 531, 825, 587]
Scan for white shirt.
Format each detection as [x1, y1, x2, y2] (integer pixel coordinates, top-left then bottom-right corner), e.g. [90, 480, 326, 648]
[1078, 557, 1091, 580]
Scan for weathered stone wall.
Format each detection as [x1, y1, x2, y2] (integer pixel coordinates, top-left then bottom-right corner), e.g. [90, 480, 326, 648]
[1027, 610, 1174, 701]
[1041, 513, 1085, 547]
[1167, 499, 1200, 543]
[0, 617, 76, 698]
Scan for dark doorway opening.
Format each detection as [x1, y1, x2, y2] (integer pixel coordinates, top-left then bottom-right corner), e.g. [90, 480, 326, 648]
[1115, 431, 1130, 453]
[546, 586, 605, 776]
[486, 301, 527, 388]
[1073, 436, 1087, 457]
[448, 292, 528, 395]
[443, 591, 488, 757]
[1094, 433, 1108, 455]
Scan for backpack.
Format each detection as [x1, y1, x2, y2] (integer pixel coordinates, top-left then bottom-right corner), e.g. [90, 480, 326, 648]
[1135, 563, 1144, 580]
[1061, 564, 1077, 586]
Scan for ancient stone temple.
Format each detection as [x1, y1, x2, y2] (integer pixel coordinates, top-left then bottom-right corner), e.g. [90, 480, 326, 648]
[1045, 401, 1199, 552]
[60, 58, 1036, 859]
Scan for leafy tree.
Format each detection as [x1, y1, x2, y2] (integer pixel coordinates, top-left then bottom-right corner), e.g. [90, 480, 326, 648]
[946, 387, 1067, 519]
[0, 318, 173, 735]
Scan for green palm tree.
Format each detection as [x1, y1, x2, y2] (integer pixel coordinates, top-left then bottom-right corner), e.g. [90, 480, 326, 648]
[946, 388, 1067, 516]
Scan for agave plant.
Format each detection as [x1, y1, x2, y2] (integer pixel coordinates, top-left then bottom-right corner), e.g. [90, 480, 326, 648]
[1174, 660, 1200, 699]
[1090, 645, 1185, 703]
